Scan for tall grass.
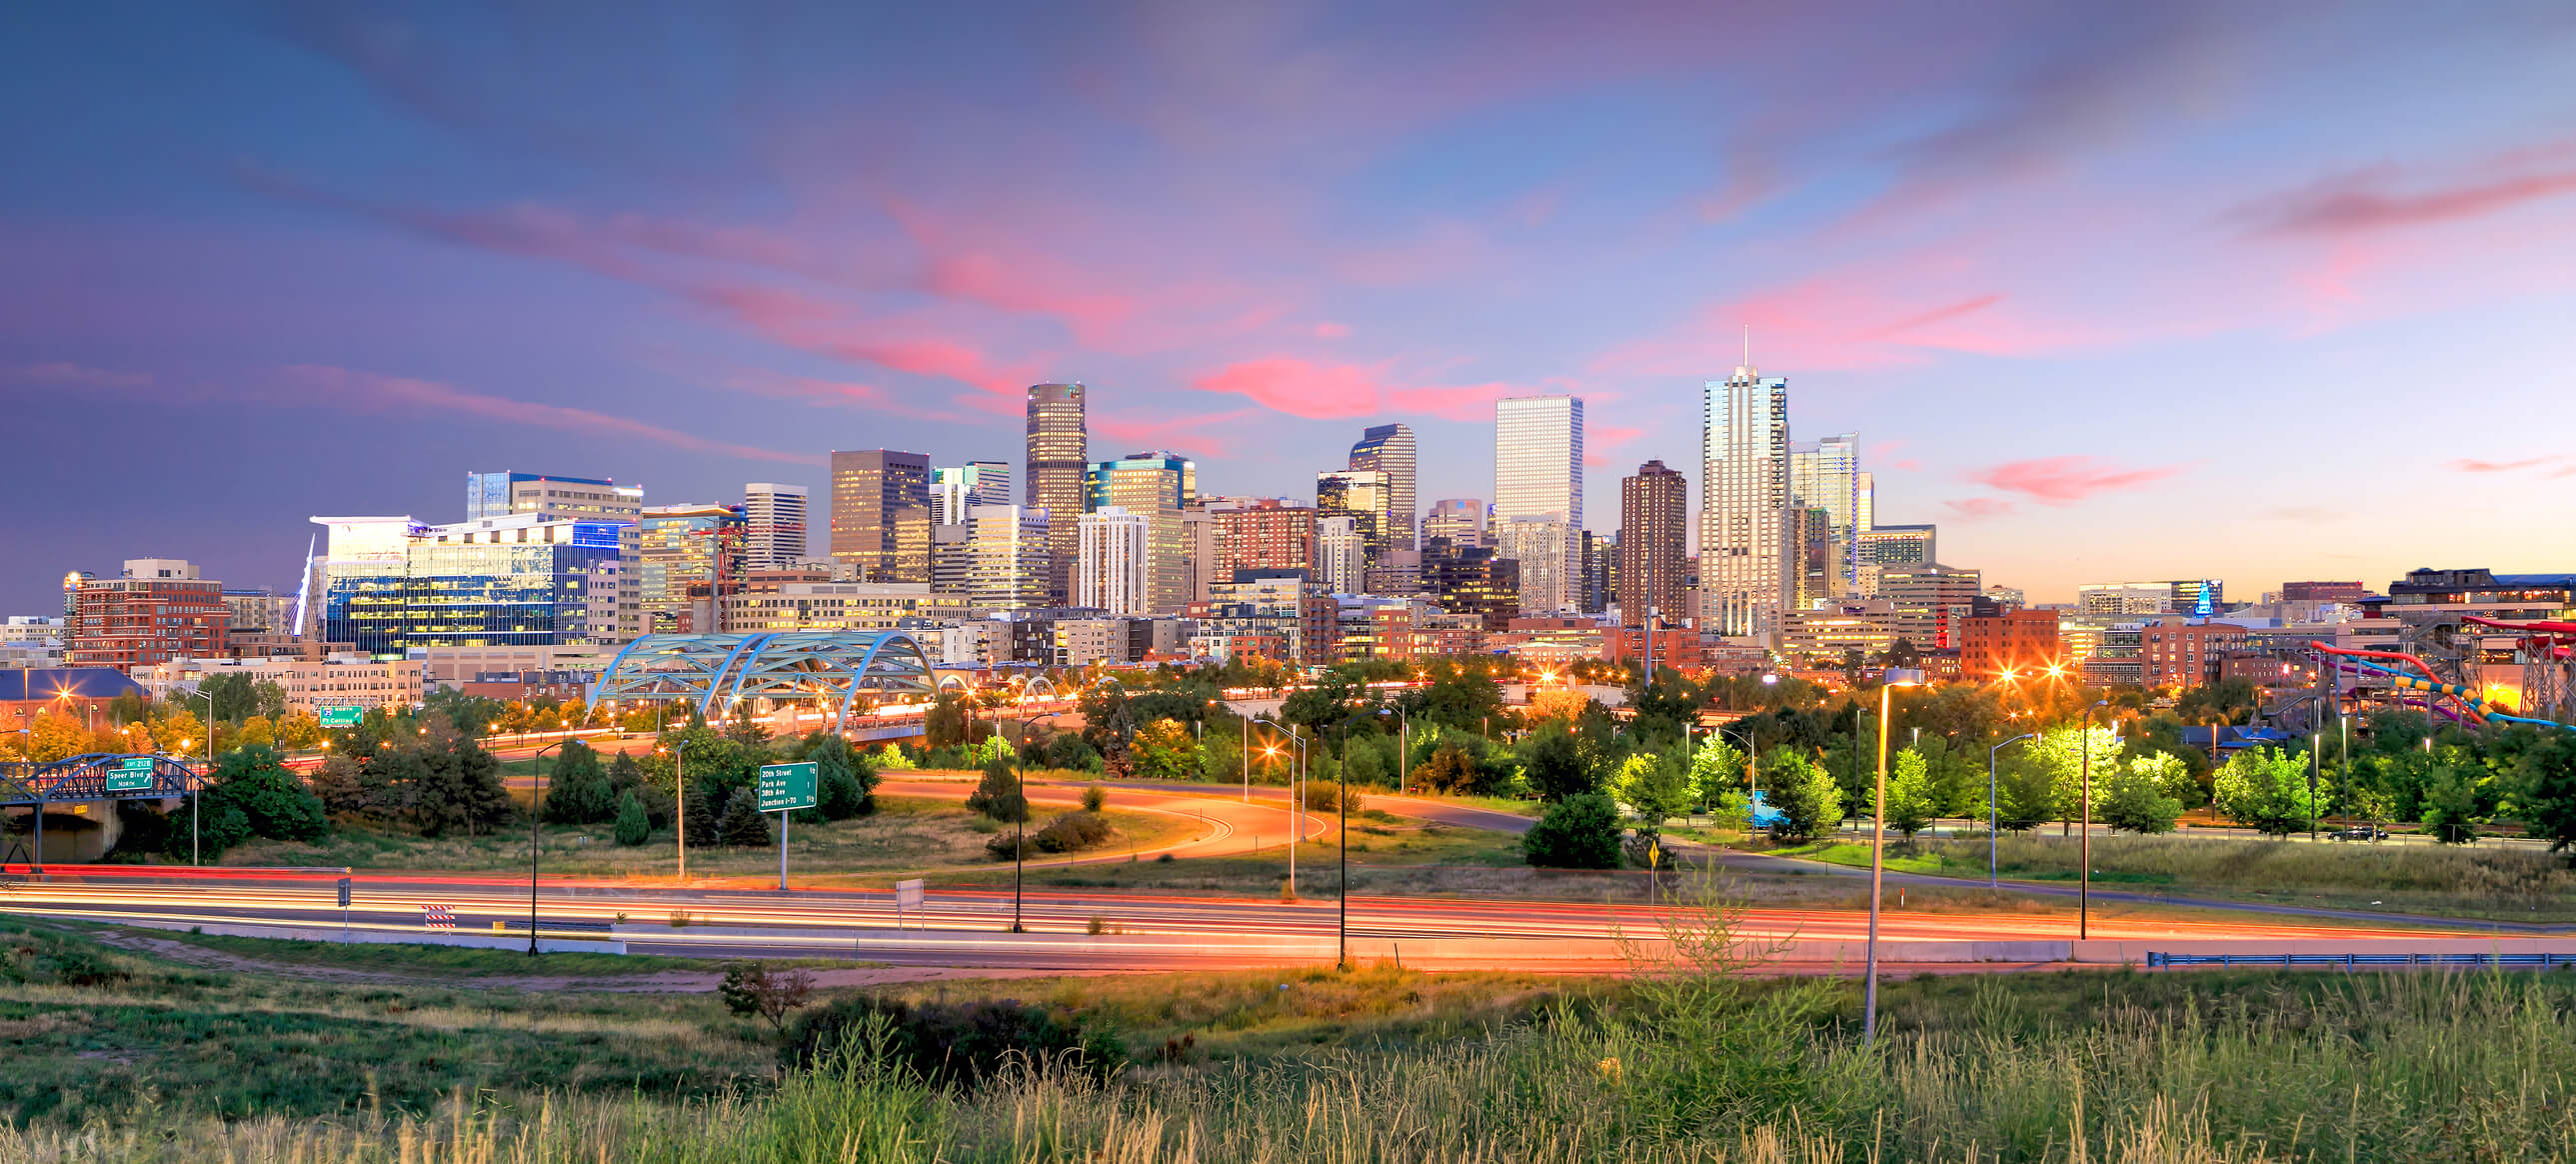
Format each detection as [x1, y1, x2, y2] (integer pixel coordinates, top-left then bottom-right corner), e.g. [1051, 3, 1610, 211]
[1926, 833, 2576, 902]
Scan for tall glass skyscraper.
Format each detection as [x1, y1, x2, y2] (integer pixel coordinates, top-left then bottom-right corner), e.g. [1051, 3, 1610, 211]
[1493, 395, 1583, 614]
[1701, 363, 1790, 640]
[1086, 450, 1196, 613]
[1788, 432, 1864, 596]
[1025, 383, 1089, 605]
[1346, 423, 1416, 552]
[829, 449, 932, 582]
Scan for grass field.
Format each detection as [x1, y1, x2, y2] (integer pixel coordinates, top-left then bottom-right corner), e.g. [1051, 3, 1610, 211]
[4, 904, 2572, 1161]
[217, 796, 1201, 885]
[1766, 832, 2576, 921]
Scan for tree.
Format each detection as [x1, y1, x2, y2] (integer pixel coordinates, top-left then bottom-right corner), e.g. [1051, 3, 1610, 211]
[1993, 754, 2057, 832]
[1411, 744, 1476, 794]
[204, 745, 329, 842]
[718, 787, 773, 847]
[151, 709, 207, 756]
[235, 716, 276, 750]
[810, 735, 877, 820]
[2514, 733, 2576, 864]
[1686, 734, 1746, 811]
[613, 791, 652, 846]
[2212, 748, 2318, 837]
[2026, 724, 2127, 831]
[965, 754, 1028, 822]
[409, 728, 516, 838]
[1521, 792, 1623, 869]
[1610, 752, 1695, 841]
[541, 740, 617, 824]
[2100, 754, 2184, 834]
[1128, 719, 1203, 781]
[1883, 748, 1938, 841]
[26, 710, 86, 763]
[2422, 762, 2485, 844]
[273, 710, 323, 751]
[423, 687, 503, 737]
[718, 962, 816, 1031]
[925, 692, 972, 748]
[1762, 750, 1841, 842]
[1519, 727, 1595, 802]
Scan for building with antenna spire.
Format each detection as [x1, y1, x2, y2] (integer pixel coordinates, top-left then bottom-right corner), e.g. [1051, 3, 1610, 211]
[1700, 332, 1791, 642]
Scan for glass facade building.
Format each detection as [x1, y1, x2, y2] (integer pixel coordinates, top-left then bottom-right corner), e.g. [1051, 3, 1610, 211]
[1346, 423, 1416, 552]
[638, 504, 745, 633]
[1701, 367, 1790, 639]
[314, 515, 629, 657]
[1788, 432, 1864, 596]
[1087, 451, 1197, 613]
[1025, 383, 1090, 605]
[1493, 396, 1583, 614]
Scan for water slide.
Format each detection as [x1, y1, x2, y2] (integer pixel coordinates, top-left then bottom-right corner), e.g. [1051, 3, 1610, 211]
[2312, 642, 2571, 731]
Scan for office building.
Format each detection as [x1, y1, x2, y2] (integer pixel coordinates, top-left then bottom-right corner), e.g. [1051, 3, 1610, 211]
[1879, 564, 1983, 651]
[1962, 609, 2062, 680]
[2139, 617, 2250, 688]
[1421, 543, 1521, 632]
[961, 504, 1052, 613]
[1494, 395, 1583, 614]
[65, 560, 230, 673]
[1088, 450, 1196, 613]
[1788, 433, 1864, 596]
[1077, 507, 1152, 615]
[1618, 460, 1688, 627]
[720, 582, 970, 634]
[829, 449, 932, 583]
[311, 515, 631, 657]
[740, 483, 809, 570]
[1346, 423, 1417, 551]
[930, 462, 1013, 526]
[1856, 523, 1937, 595]
[1315, 515, 1366, 594]
[0, 617, 63, 670]
[2281, 580, 2368, 603]
[1025, 383, 1090, 604]
[1781, 599, 1899, 661]
[1213, 499, 1314, 581]
[464, 472, 643, 523]
[1315, 468, 1391, 562]
[638, 504, 745, 634]
[1423, 499, 1486, 549]
[2076, 579, 2223, 617]
[1700, 360, 1789, 639]
[1364, 549, 1422, 598]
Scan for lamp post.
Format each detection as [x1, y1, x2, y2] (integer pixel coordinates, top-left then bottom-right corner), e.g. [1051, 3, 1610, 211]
[666, 736, 694, 883]
[188, 688, 218, 867]
[1986, 733, 2037, 888]
[528, 739, 567, 956]
[1255, 716, 1304, 896]
[2080, 699, 2108, 940]
[1862, 667, 1924, 1047]
[1012, 710, 1069, 933]
[5, 728, 29, 872]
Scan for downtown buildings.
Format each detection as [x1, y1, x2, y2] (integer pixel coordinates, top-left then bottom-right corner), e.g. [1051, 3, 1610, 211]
[1699, 360, 1790, 639]
[1493, 395, 1583, 615]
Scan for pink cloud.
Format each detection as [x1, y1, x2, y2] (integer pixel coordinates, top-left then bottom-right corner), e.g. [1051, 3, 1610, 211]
[1093, 408, 1264, 458]
[723, 372, 970, 423]
[1584, 426, 1644, 468]
[1310, 321, 1351, 339]
[11, 362, 154, 388]
[281, 365, 821, 465]
[1966, 456, 2179, 504]
[2448, 455, 2563, 474]
[1189, 358, 1542, 423]
[1942, 497, 2016, 521]
[2235, 139, 2576, 237]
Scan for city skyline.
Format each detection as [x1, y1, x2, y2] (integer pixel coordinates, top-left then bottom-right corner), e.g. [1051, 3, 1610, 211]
[7, 4, 2576, 610]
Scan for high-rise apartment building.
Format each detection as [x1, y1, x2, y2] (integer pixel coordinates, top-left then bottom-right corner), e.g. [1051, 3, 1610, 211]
[1315, 469, 1391, 562]
[1088, 451, 1196, 613]
[464, 472, 643, 523]
[1420, 542, 1520, 632]
[1788, 433, 1864, 596]
[1213, 499, 1314, 582]
[638, 504, 746, 634]
[1701, 362, 1789, 640]
[1025, 383, 1090, 605]
[64, 560, 230, 672]
[931, 462, 1013, 526]
[1580, 531, 1613, 615]
[1423, 499, 1486, 549]
[962, 504, 1051, 613]
[829, 450, 932, 582]
[1346, 423, 1417, 552]
[1618, 460, 1688, 627]
[1315, 515, 1366, 594]
[1076, 507, 1151, 615]
[1493, 396, 1583, 614]
[1785, 505, 1840, 613]
[740, 483, 809, 570]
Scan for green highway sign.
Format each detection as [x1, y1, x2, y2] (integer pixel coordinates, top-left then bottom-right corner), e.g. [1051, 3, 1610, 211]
[318, 706, 363, 728]
[106, 756, 157, 792]
[757, 762, 818, 813]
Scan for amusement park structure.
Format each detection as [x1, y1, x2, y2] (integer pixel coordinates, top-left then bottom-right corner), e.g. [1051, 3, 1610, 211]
[2311, 613, 2576, 731]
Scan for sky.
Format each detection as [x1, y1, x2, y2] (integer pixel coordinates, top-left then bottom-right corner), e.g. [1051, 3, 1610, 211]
[5, 0, 2575, 612]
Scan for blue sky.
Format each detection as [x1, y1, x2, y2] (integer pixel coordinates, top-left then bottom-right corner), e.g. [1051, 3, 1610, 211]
[5, 0, 2575, 611]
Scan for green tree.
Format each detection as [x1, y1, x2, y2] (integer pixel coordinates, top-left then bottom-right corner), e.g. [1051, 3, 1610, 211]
[965, 754, 1028, 823]
[1519, 727, 1595, 802]
[2100, 754, 2184, 834]
[1521, 792, 1622, 869]
[203, 745, 329, 842]
[408, 728, 516, 838]
[541, 740, 617, 824]
[2515, 732, 2576, 864]
[1762, 749, 1841, 842]
[2212, 747, 2318, 837]
[1610, 751, 1695, 842]
[612, 791, 651, 846]
[2027, 724, 2127, 830]
[925, 692, 972, 748]
[1882, 748, 1937, 841]
[810, 735, 877, 820]
[1993, 754, 2057, 832]
[2422, 761, 2485, 844]
[717, 787, 773, 847]
[1128, 719, 1203, 781]
[1686, 734, 1746, 811]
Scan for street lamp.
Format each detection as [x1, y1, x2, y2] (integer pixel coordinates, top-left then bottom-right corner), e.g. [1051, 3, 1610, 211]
[527, 739, 567, 956]
[1012, 709, 1070, 933]
[188, 687, 216, 867]
[1254, 716, 1305, 896]
[1862, 666, 1925, 1047]
[5, 728, 29, 872]
[661, 737, 695, 883]
[2080, 699, 2108, 939]
[1986, 733, 2038, 888]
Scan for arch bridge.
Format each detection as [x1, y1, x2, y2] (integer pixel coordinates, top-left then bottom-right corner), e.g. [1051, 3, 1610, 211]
[585, 632, 937, 729]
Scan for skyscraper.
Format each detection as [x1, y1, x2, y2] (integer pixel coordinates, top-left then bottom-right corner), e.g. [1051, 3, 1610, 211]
[1701, 359, 1789, 640]
[1787, 433, 1864, 596]
[741, 483, 809, 570]
[638, 503, 745, 633]
[1493, 396, 1583, 614]
[1025, 383, 1090, 605]
[1346, 423, 1417, 552]
[1213, 499, 1315, 582]
[930, 462, 1012, 526]
[828, 451, 932, 582]
[963, 504, 1051, 613]
[1314, 515, 1366, 594]
[1087, 450, 1196, 613]
[1314, 469, 1391, 563]
[1618, 460, 1687, 627]
[1076, 507, 1150, 615]
[464, 472, 643, 523]
[1422, 499, 1487, 549]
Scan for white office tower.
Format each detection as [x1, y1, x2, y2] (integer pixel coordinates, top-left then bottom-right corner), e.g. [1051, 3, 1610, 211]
[1493, 395, 1583, 614]
[931, 462, 1013, 526]
[1701, 358, 1790, 641]
[1494, 515, 1573, 616]
[1788, 432, 1865, 597]
[741, 483, 811, 570]
[964, 504, 1051, 613]
[1077, 507, 1151, 615]
[1315, 515, 1366, 594]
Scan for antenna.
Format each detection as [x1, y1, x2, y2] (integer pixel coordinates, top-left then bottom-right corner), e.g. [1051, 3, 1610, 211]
[1742, 324, 1750, 368]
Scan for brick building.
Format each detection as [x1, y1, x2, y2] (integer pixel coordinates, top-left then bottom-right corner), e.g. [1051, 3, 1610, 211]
[2138, 617, 2250, 688]
[1961, 609, 2062, 681]
[65, 560, 229, 674]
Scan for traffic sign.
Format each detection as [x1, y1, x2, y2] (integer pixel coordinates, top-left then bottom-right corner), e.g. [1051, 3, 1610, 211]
[105, 756, 156, 792]
[318, 706, 363, 728]
[337, 877, 352, 907]
[757, 762, 818, 812]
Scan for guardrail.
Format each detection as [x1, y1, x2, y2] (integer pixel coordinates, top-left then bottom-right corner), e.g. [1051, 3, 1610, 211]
[2147, 951, 2576, 969]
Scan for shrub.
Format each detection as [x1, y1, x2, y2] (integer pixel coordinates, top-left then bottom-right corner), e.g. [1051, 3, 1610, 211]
[965, 756, 1028, 823]
[718, 962, 816, 1031]
[813, 736, 878, 820]
[1302, 780, 1362, 814]
[1520, 728, 1596, 801]
[1082, 784, 1107, 812]
[783, 995, 1121, 1085]
[205, 745, 330, 842]
[1523, 792, 1622, 869]
[1033, 810, 1113, 854]
[612, 791, 651, 846]
[111, 800, 172, 859]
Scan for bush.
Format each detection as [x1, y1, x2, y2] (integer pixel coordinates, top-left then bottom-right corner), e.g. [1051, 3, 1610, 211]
[1522, 792, 1622, 869]
[1033, 810, 1113, 854]
[813, 736, 878, 820]
[612, 791, 651, 846]
[783, 995, 1120, 1085]
[1302, 780, 1361, 814]
[164, 798, 250, 859]
[1082, 784, 1107, 812]
[1520, 728, 1596, 801]
[111, 800, 172, 859]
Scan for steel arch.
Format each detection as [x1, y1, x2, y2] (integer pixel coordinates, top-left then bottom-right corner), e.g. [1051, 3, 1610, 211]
[587, 631, 938, 722]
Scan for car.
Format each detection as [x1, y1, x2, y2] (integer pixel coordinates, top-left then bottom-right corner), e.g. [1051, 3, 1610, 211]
[2328, 825, 2388, 842]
